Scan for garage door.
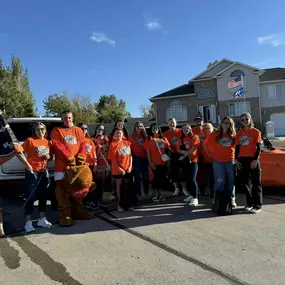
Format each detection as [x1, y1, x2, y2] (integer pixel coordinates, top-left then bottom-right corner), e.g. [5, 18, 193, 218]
[271, 113, 285, 136]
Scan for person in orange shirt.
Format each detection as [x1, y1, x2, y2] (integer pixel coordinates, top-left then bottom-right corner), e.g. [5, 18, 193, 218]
[107, 128, 133, 211]
[205, 116, 237, 207]
[235, 113, 262, 214]
[129, 121, 149, 198]
[163, 118, 188, 196]
[78, 123, 98, 209]
[199, 123, 215, 198]
[51, 110, 91, 226]
[108, 120, 129, 143]
[21, 123, 53, 233]
[145, 123, 171, 202]
[176, 124, 200, 206]
[192, 117, 204, 137]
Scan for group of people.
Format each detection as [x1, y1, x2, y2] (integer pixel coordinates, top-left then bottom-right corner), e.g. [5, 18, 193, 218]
[9, 110, 263, 233]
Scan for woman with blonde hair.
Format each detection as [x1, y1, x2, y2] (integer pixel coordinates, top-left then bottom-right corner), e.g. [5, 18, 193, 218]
[204, 117, 236, 207]
[235, 113, 262, 214]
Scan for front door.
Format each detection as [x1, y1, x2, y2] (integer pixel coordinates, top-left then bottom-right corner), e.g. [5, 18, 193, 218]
[198, 105, 216, 123]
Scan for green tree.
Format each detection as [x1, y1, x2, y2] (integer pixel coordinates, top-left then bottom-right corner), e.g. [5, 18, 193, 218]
[140, 103, 156, 118]
[0, 55, 35, 117]
[95, 94, 130, 122]
[43, 92, 98, 124]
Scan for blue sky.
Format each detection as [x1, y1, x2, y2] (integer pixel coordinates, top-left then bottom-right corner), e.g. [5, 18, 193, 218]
[1, 0, 285, 117]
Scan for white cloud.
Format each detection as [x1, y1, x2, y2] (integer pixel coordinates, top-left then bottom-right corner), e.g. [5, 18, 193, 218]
[257, 33, 285, 47]
[145, 21, 162, 31]
[90, 32, 116, 47]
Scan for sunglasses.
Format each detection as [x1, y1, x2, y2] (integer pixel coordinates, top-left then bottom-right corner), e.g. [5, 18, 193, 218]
[241, 118, 250, 122]
[81, 128, 88, 130]
[97, 128, 104, 131]
[35, 128, 45, 132]
[136, 125, 143, 128]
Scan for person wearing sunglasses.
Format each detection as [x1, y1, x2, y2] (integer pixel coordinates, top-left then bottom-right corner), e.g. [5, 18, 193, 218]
[21, 123, 53, 232]
[235, 113, 262, 214]
[78, 123, 98, 209]
[204, 117, 237, 208]
[129, 121, 149, 198]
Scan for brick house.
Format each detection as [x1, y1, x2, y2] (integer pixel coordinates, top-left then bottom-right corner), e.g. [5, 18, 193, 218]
[150, 59, 285, 133]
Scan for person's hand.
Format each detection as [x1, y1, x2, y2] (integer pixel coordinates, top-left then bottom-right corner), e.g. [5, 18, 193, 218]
[250, 160, 257, 169]
[127, 167, 132, 173]
[149, 163, 156, 171]
[179, 155, 186, 161]
[26, 163, 33, 173]
[236, 161, 242, 170]
[44, 154, 50, 160]
[12, 143, 23, 154]
[118, 168, 126, 176]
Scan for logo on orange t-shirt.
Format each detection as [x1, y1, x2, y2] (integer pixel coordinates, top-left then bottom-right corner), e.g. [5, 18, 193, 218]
[35, 145, 50, 157]
[118, 145, 131, 155]
[219, 137, 234, 147]
[86, 143, 92, 153]
[64, 134, 77, 145]
[239, 135, 251, 146]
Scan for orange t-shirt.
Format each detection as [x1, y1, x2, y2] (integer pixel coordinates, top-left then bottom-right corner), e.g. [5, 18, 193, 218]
[177, 135, 200, 163]
[128, 134, 146, 158]
[200, 134, 213, 163]
[163, 129, 181, 152]
[205, 132, 235, 162]
[84, 137, 96, 165]
[51, 126, 85, 172]
[22, 137, 52, 172]
[144, 137, 171, 165]
[193, 126, 203, 137]
[107, 140, 132, 175]
[236, 128, 262, 158]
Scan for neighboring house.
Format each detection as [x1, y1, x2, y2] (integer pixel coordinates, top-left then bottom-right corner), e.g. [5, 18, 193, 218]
[150, 58, 265, 130]
[259, 68, 285, 136]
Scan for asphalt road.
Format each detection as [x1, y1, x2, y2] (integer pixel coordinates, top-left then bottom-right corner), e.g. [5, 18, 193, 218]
[1, 193, 285, 285]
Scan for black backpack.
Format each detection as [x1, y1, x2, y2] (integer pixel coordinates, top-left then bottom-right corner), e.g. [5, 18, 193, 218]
[212, 190, 232, 216]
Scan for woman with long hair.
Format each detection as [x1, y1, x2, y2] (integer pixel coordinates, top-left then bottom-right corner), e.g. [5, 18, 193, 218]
[199, 123, 215, 198]
[107, 127, 133, 211]
[129, 121, 149, 198]
[236, 113, 262, 214]
[177, 124, 200, 206]
[108, 120, 129, 143]
[205, 117, 236, 207]
[145, 123, 171, 202]
[21, 122, 53, 232]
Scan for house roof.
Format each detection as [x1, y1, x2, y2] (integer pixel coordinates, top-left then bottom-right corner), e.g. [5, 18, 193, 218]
[150, 84, 195, 100]
[260, 68, 285, 82]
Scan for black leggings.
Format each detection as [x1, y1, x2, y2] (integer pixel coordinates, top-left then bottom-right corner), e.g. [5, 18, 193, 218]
[152, 165, 168, 190]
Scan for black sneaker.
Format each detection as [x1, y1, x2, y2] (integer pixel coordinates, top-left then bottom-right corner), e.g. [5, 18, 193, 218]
[86, 202, 99, 210]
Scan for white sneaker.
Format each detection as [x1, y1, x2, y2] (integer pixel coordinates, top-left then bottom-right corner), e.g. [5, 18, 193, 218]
[118, 206, 124, 212]
[37, 217, 52, 228]
[173, 188, 180, 196]
[182, 188, 190, 196]
[184, 195, 193, 203]
[244, 206, 253, 212]
[250, 208, 261, 214]
[25, 221, 35, 233]
[231, 201, 237, 208]
[189, 198, 199, 206]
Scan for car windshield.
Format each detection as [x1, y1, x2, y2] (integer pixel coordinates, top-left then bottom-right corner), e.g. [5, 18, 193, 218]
[9, 121, 63, 141]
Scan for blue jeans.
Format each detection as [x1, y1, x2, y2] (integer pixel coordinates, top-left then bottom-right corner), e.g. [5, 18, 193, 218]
[212, 160, 235, 201]
[134, 155, 148, 181]
[184, 162, 198, 198]
[25, 170, 50, 216]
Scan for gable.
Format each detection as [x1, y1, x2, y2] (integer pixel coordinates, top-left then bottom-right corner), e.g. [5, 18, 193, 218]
[190, 59, 234, 81]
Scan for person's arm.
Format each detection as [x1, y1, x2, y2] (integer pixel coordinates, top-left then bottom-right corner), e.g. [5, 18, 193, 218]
[51, 128, 71, 159]
[235, 145, 240, 160]
[254, 143, 261, 160]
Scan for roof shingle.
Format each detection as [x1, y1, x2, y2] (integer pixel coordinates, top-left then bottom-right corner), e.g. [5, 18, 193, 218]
[260, 68, 285, 82]
[151, 84, 195, 100]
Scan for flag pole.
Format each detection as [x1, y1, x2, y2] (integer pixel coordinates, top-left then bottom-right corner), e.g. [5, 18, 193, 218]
[241, 74, 246, 112]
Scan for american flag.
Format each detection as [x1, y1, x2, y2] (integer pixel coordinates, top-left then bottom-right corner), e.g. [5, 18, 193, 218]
[232, 87, 245, 99]
[227, 76, 242, 89]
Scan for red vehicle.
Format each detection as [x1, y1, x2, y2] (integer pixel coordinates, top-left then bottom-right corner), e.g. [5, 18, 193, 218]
[260, 146, 285, 187]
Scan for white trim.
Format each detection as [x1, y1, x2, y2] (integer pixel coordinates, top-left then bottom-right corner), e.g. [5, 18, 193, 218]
[259, 79, 285, 84]
[189, 78, 213, 82]
[150, 93, 196, 101]
[189, 58, 235, 82]
[214, 62, 262, 77]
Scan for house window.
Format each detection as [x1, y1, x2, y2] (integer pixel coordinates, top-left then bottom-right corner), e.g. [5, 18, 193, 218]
[228, 101, 251, 117]
[166, 100, 188, 122]
[268, 84, 284, 99]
